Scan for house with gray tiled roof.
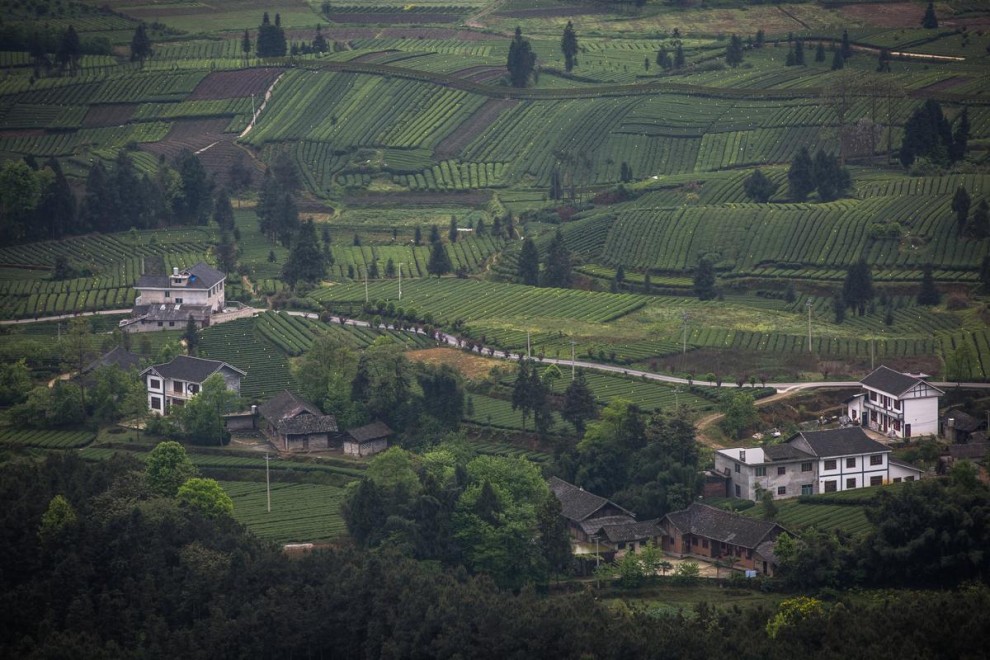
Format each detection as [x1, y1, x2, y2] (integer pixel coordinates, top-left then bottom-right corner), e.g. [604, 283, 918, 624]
[548, 476, 661, 553]
[660, 502, 786, 575]
[846, 365, 942, 438]
[122, 263, 227, 333]
[715, 427, 922, 501]
[258, 389, 340, 452]
[140, 355, 244, 415]
[343, 421, 392, 457]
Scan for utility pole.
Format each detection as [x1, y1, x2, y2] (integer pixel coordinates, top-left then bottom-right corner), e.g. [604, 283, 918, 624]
[397, 263, 404, 301]
[682, 312, 688, 354]
[806, 299, 813, 353]
[264, 453, 272, 513]
[527, 331, 531, 359]
[570, 340, 577, 380]
[364, 269, 368, 303]
[674, 386, 679, 410]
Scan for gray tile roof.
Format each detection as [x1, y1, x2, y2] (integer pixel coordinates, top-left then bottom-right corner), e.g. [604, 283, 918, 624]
[597, 519, 662, 544]
[789, 427, 887, 458]
[133, 304, 212, 322]
[84, 346, 142, 374]
[346, 421, 393, 443]
[861, 365, 929, 396]
[548, 476, 633, 523]
[141, 355, 245, 383]
[665, 503, 782, 550]
[764, 444, 813, 462]
[948, 443, 989, 460]
[946, 409, 983, 433]
[279, 414, 339, 435]
[137, 262, 225, 290]
[259, 390, 322, 424]
[578, 515, 636, 538]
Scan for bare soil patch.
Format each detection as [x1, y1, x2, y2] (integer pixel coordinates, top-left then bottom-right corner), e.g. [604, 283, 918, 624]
[188, 68, 282, 100]
[343, 189, 491, 207]
[450, 65, 505, 84]
[326, 12, 463, 24]
[330, 27, 501, 41]
[140, 118, 265, 187]
[406, 347, 503, 381]
[0, 128, 45, 138]
[837, 2, 937, 29]
[495, 6, 609, 19]
[82, 103, 137, 128]
[916, 76, 970, 93]
[434, 98, 516, 160]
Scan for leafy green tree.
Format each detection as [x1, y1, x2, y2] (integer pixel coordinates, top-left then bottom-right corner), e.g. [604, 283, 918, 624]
[173, 149, 213, 225]
[946, 341, 976, 381]
[718, 389, 758, 439]
[562, 370, 596, 433]
[916, 264, 940, 306]
[536, 493, 572, 582]
[342, 477, 386, 546]
[182, 316, 199, 356]
[952, 185, 971, 235]
[540, 229, 571, 288]
[55, 25, 82, 75]
[293, 333, 359, 418]
[282, 219, 326, 287]
[177, 478, 234, 517]
[146, 440, 198, 496]
[506, 27, 536, 88]
[0, 160, 43, 242]
[212, 187, 234, 229]
[37, 158, 75, 240]
[215, 228, 239, 275]
[0, 358, 31, 406]
[899, 100, 954, 168]
[38, 494, 77, 545]
[561, 21, 579, 72]
[350, 339, 413, 429]
[416, 363, 464, 429]
[813, 149, 851, 201]
[427, 239, 452, 278]
[175, 373, 238, 446]
[656, 46, 672, 69]
[517, 237, 540, 286]
[130, 23, 153, 66]
[693, 256, 717, 301]
[921, 2, 938, 29]
[742, 168, 778, 202]
[787, 147, 815, 201]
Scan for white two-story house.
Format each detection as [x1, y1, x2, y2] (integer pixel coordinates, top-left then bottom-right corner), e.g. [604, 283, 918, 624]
[122, 262, 226, 333]
[140, 355, 245, 415]
[845, 365, 942, 438]
[714, 427, 922, 501]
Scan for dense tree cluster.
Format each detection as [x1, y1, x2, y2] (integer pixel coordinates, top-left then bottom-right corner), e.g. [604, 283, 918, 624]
[787, 147, 850, 202]
[256, 12, 287, 57]
[899, 100, 969, 168]
[725, 34, 744, 67]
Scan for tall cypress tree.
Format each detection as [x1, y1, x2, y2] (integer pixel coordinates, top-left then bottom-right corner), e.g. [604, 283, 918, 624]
[952, 185, 971, 236]
[693, 256, 717, 301]
[130, 23, 153, 67]
[842, 260, 874, 315]
[725, 34, 744, 67]
[916, 264, 940, 306]
[951, 108, 969, 162]
[970, 199, 989, 240]
[212, 187, 234, 230]
[38, 158, 75, 240]
[507, 27, 536, 88]
[541, 229, 572, 289]
[794, 39, 805, 65]
[282, 219, 326, 288]
[922, 2, 938, 29]
[79, 161, 115, 233]
[517, 237, 540, 286]
[561, 21, 579, 72]
[788, 147, 815, 201]
[173, 150, 213, 226]
[427, 240, 451, 278]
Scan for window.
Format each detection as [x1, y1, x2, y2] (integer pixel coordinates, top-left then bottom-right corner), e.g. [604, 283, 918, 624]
[777, 466, 786, 476]
[175, 298, 183, 304]
[702, 539, 709, 549]
[165, 291, 171, 298]
[870, 476, 883, 487]
[824, 480, 837, 493]
[755, 466, 766, 477]
[734, 463, 740, 473]
[893, 477, 902, 483]
[824, 459, 837, 471]
[691, 537, 698, 547]
[870, 454, 883, 466]
[149, 378, 161, 390]
[169, 321, 175, 327]
[189, 384, 199, 395]
[157, 321, 163, 327]
[870, 391, 878, 401]
[151, 396, 162, 410]
[801, 462, 812, 472]
[735, 484, 741, 497]
[801, 484, 813, 496]
[777, 486, 786, 496]
[893, 399, 901, 411]
[846, 457, 856, 469]
[173, 381, 183, 393]
[905, 476, 915, 482]
[846, 477, 857, 489]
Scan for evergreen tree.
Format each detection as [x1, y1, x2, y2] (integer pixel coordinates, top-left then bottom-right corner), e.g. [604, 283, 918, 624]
[414, 225, 422, 246]
[549, 167, 563, 200]
[656, 46, 672, 70]
[507, 27, 537, 88]
[813, 149, 851, 201]
[110, 151, 144, 230]
[517, 237, 540, 286]
[38, 158, 75, 240]
[916, 264, 940, 306]
[794, 39, 805, 65]
[173, 150, 213, 225]
[429, 224, 441, 244]
[831, 49, 844, 70]
[899, 100, 954, 168]
[787, 147, 816, 201]
[427, 240, 452, 278]
[130, 23, 153, 66]
[79, 161, 115, 233]
[313, 25, 328, 53]
[183, 316, 199, 356]
[815, 41, 826, 62]
[242, 30, 251, 60]
[561, 21, 579, 72]
[693, 256, 717, 301]
[970, 199, 989, 239]
[215, 229, 239, 275]
[840, 29, 852, 59]
[833, 292, 846, 323]
[562, 370, 596, 433]
[980, 255, 990, 291]
[743, 168, 778, 202]
[541, 229, 571, 289]
[282, 219, 326, 288]
[256, 11, 287, 57]
[922, 2, 938, 29]
[511, 360, 533, 430]
[755, 30, 765, 49]
[952, 185, 971, 236]
[55, 25, 82, 76]
[842, 259, 874, 315]
[212, 187, 234, 229]
[674, 43, 685, 69]
[448, 215, 458, 243]
[877, 48, 892, 72]
[619, 161, 633, 183]
[951, 108, 969, 162]
[725, 34, 744, 67]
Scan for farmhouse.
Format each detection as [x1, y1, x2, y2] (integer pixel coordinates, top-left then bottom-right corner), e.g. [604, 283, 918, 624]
[141, 355, 244, 415]
[343, 421, 392, 457]
[714, 427, 923, 501]
[845, 365, 942, 438]
[121, 263, 226, 333]
[661, 502, 786, 575]
[258, 389, 340, 452]
[548, 476, 661, 553]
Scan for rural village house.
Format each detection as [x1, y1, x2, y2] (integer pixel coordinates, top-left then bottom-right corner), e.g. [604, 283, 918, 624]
[714, 427, 923, 502]
[121, 262, 227, 332]
[141, 355, 244, 415]
[257, 389, 340, 452]
[548, 476, 662, 553]
[845, 365, 942, 438]
[660, 502, 786, 576]
[343, 421, 392, 457]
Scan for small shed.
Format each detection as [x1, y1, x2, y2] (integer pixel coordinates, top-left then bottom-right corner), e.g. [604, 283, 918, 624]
[343, 421, 392, 457]
[258, 390, 339, 452]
